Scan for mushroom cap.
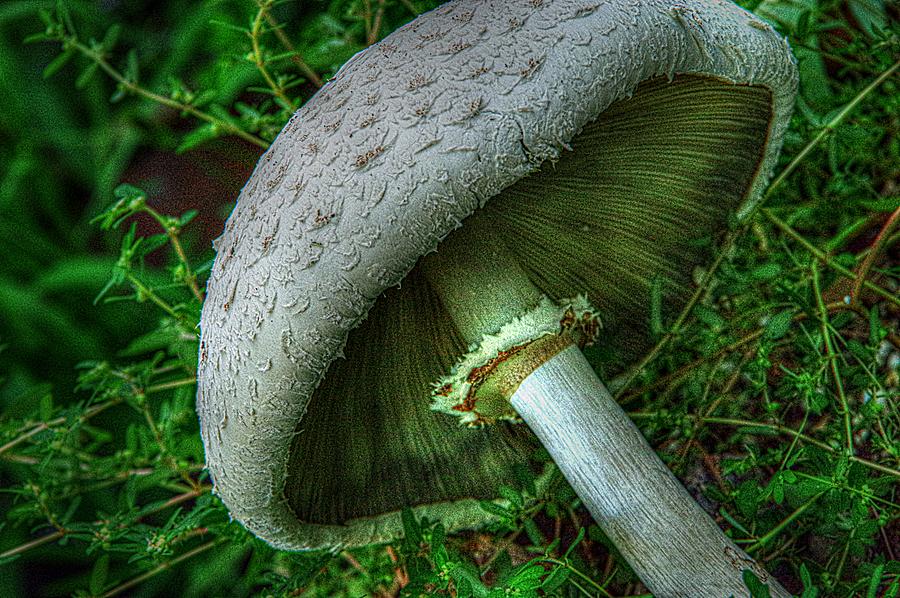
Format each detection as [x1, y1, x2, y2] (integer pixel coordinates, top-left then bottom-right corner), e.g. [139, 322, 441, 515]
[197, 0, 797, 550]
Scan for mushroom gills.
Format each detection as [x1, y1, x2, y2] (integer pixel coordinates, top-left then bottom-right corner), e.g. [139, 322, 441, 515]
[285, 74, 771, 528]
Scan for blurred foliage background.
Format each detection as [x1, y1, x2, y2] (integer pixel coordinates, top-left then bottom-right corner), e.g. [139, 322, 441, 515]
[0, 0, 897, 596]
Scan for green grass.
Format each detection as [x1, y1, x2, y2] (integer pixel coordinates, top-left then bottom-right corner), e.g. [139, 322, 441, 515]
[0, 0, 898, 596]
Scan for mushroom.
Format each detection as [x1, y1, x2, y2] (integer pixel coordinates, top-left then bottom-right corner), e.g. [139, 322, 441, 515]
[197, 1, 798, 596]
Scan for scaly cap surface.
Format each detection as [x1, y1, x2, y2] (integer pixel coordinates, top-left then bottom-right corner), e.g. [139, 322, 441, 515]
[197, 0, 797, 550]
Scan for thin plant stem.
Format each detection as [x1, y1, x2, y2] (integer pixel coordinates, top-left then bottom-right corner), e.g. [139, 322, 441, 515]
[64, 38, 268, 149]
[630, 414, 900, 479]
[0, 487, 209, 560]
[141, 405, 200, 491]
[250, 1, 295, 108]
[811, 265, 853, 453]
[833, 527, 856, 586]
[535, 558, 614, 598]
[99, 538, 225, 598]
[142, 205, 204, 302]
[613, 228, 735, 398]
[145, 377, 197, 393]
[0, 424, 48, 457]
[397, 0, 420, 15]
[851, 206, 900, 305]
[765, 59, 899, 195]
[763, 208, 900, 308]
[263, 13, 323, 87]
[368, 0, 386, 45]
[1, 399, 123, 457]
[126, 274, 179, 318]
[0, 530, 65, 560]
[744, 492, 826, 554]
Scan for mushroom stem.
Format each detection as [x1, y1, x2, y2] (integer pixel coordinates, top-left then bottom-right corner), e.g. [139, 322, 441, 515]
[421, 222, 788, 596]
[511, 344, 790, 598]
[422, 220, 543, 345]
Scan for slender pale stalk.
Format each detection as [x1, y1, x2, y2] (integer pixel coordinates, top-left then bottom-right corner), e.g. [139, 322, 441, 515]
[422, 219, 542, 344]
[422, 215, 788, 595]
[512, 344, 790, 598]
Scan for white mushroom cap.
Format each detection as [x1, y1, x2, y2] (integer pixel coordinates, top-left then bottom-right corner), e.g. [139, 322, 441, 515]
[197, 0, 797, 550]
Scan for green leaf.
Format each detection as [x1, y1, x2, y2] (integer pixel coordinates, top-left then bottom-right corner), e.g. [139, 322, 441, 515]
[75, 61, 99, 89]
[400, 507, 421, 547]
[89, 553, 110, 595]
[502, 563, 545, 592]
[799, 563, 819, 597]
[764, 310, 793, 340]
[735, 480, 761, 519]
[498, 485, 523, 508]
[101, 24, 121, 50]
[869, 306, 885, 345]
[751, 263, 782, 280]
[38, 392, 53, 421]
[522, 518, 543, 546]
[867, 562, 885, 598]
[885, 580, 899, 598]
[449, 563, 489, 598]
[795, 10, 811, 38]
[563, 527, 585, 559]
[43, 48, 76, 79]
[773, 478, 785, 504]
[478, 501, 510, 518]
[178, 209, 199, 227]
[694, 304, 725, 329]
[541, 565, 570, 593]
[176, 123, 220, 153]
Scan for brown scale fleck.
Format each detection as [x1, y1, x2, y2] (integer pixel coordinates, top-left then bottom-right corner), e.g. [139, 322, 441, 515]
[287, 178, 305, 193]
[314, 210, 337, 226]
[471, 66, 490, 78]
[465, 342, 530, 385]
[466, 98, 483, 118]
[520, 57, 541, 78]
[419, 30, 444, 43]
[354, 145, 385, 168]
[452, 396, 477, 412]
[262, 235, 274, 252]
[448, 41, 472, 54]
[323, 118, 342, 132]
[435, 383, 453, 397]
[559, 308, 577, 330]
[264, 165, 286, 190]
[407, 73, 429, 90]
[307, 142, 319, 154]
[574, 3, 600, 17]
[580, 313, 601, 345]
[452, 10, 474, 23]
[359, 114, 377, 128]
